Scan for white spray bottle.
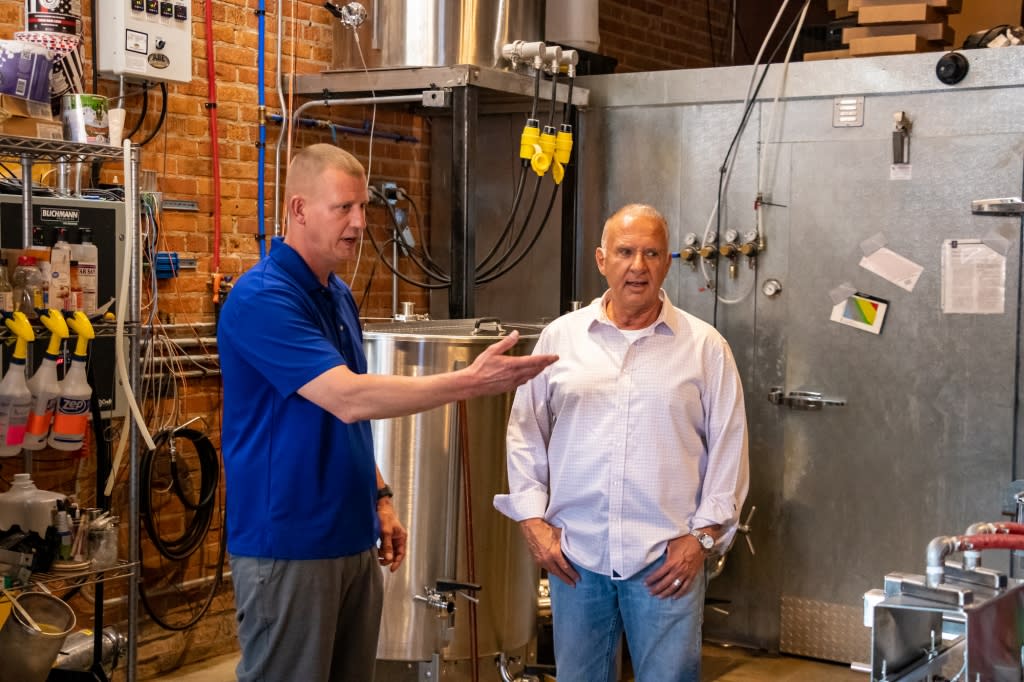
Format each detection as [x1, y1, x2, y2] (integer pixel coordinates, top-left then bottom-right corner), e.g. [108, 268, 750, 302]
[0, 311, 36, 456]
[24, 309, 69, 450]
[49, 311, 94, 451]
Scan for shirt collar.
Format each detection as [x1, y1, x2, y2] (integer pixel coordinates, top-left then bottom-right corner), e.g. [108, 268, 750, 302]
[588, 289, 678, 336]
[269, 237, 341, 294]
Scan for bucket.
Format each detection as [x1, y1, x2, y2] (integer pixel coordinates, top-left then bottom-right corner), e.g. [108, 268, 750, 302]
[25, 0, 82, 36]
[0, 592, 76, 682]
[61, 93, 108, 143]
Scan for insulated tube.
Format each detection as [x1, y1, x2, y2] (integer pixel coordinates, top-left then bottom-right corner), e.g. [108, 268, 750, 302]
[926, 533, 1024, 587]
[962, 522, 1024, 569]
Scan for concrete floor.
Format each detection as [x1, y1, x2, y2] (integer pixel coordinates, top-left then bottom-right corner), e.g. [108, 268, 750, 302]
[150, 644, 868, 681]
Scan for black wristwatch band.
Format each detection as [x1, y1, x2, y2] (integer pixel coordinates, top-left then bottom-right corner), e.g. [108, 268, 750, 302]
[377, 484, 394, 500]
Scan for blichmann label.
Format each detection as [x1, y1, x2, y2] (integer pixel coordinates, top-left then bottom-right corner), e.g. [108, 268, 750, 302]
[39, 207, 80, 224]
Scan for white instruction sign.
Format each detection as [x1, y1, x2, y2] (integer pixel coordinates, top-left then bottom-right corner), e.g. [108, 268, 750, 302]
[941, 239, 1005, 314]
[859, 247, 923, 292]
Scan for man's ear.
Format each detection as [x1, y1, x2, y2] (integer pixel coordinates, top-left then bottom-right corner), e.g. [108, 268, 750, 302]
[289, 195, 306, 225]
[595, 246, 606, 276]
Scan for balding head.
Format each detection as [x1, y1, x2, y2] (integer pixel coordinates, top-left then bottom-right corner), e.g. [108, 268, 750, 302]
[601, 204, 668, 249]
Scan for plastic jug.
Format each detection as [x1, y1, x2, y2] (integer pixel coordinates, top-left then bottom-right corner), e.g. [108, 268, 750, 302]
[0, 473, 63, 535]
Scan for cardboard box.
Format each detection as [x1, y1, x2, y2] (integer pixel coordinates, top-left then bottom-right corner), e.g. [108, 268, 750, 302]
[0, 93, 52, 120]
[843, 22, 955, 43]
[828, 0, 854, 18]
[849, 34, 931, 55]
[0, 114, 63, 140]
[804, 48, 852, 61]
[849, 0, 962, 10]
[858, 4, 943, 24]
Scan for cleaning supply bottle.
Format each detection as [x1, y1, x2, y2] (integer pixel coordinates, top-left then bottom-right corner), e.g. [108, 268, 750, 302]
[24, 309, 69, 450]
[0, 265, 12, 313]
[50, 228, 72, 313]
[49, 311, 94, 451]
[12, 255, 44, 317]
[0, 311, 36, 456]
[0, 473, 63, 534]
[72, 227, 98, 316]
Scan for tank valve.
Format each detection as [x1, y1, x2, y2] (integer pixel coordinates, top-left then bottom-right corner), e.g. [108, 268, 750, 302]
[718, 229, 740, 277]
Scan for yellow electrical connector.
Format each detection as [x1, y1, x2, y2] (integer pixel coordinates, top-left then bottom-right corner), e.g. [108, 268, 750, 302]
[555, 124, 573, 165]
[520, 119, 541, 162]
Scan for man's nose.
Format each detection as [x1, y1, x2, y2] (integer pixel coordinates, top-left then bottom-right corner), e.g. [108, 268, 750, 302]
[352, 207, 368, 229]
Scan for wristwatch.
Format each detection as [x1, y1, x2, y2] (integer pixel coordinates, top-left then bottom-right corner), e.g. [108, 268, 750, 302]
[377, 484, 394, 501]
[689, 529, 715, 553]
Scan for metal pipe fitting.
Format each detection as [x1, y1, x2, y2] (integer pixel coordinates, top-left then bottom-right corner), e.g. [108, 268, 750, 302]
[925, 535, 959, 588]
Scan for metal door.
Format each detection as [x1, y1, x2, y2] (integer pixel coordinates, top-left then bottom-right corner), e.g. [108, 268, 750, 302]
[767, 90, 1023, 664]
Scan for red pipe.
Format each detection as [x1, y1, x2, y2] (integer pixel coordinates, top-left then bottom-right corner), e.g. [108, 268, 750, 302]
[204, 0, 222, 273]
[967, 521, 1024, 535]
[927, 533, 1024, 587]
[953, 533, 1024, 551]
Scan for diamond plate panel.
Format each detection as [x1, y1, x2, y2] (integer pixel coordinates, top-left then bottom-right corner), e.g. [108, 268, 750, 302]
[780, 595, 871, 664]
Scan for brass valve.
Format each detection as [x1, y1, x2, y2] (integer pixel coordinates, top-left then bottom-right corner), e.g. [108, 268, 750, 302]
[698, 244, 718, 260]
[739, 242, 758, 257]
[719, 243, 739, 258]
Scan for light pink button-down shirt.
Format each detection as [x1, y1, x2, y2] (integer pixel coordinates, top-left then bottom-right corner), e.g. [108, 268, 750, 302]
[494, 291, 749, 580]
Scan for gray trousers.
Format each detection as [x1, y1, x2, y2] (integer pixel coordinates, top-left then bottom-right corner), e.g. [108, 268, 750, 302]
[230, 550, 384, 682]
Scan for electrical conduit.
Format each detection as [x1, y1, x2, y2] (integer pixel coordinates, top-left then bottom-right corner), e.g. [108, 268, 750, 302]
[205, 0, 222, 271]
[257, 0, 267, 258]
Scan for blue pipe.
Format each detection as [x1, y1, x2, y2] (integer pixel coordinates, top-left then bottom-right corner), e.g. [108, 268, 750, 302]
[256, 0, 267, 258]
[266, 113, 419, 143]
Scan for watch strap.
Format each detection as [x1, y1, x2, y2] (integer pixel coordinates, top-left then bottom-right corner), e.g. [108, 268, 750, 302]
[377, 484, 394, 500]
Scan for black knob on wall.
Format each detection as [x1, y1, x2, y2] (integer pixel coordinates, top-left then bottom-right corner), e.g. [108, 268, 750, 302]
[936, 52, 970, 85]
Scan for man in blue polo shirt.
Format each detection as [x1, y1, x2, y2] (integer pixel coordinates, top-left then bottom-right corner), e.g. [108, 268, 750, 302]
[218, 143, 557, 682]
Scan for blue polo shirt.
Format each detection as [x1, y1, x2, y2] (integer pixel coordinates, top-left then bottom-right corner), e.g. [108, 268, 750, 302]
[218, 238, 378, 559]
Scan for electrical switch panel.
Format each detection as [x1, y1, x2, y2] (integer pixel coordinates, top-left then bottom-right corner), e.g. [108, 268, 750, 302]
[95, 0, 192, 84]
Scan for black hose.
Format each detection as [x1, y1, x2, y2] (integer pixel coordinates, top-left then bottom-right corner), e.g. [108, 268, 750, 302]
[139, 427, 219, 560]
[137, 82, 168, 147]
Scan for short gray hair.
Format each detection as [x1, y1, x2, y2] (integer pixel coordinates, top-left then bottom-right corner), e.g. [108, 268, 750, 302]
[600, 204, 668, 248]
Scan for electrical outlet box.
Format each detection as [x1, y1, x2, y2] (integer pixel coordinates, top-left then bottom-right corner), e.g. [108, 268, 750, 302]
[95, 0, 193, 84]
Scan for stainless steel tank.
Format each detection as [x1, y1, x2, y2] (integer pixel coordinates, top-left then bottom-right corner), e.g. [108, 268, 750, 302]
[331, 0, 544, 71]
[364, 318, 541, 663]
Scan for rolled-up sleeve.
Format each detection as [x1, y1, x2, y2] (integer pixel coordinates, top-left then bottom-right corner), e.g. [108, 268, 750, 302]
[691, 340, 749, 550]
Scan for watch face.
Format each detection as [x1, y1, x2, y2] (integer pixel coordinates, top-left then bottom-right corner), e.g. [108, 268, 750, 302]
[699, 534, 714, 550]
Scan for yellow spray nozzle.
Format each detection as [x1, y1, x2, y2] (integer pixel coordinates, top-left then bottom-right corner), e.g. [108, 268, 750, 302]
[40, 309, 70, 356]
[5, 311, 35, 361]
[67, 311, 95, 357]
[520, 120, 541, 161]
[555, 126, 573, 165]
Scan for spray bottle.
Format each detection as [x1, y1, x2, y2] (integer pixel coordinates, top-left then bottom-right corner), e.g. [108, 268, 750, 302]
[49, 311, 94, 451]
[0, 311, 36, 456]
[24, 309, 70, 450]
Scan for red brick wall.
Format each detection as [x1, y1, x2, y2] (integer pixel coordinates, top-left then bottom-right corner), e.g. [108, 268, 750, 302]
[599, 0, 732, 72]
[0, 0, 733, 677]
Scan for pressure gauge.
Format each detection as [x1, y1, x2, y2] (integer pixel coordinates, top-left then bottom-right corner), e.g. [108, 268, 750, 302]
[761, 279, 782, 298]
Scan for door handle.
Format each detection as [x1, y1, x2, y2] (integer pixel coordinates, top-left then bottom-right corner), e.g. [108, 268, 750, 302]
[971, 198, 1024, 215]
[768, 388, 846, 410]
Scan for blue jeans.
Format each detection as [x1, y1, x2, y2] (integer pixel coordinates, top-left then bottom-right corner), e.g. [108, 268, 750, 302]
[549, 557, 706, 682]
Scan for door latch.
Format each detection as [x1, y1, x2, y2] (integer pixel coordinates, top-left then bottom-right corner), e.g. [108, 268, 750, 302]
[769, 388, 846, 410]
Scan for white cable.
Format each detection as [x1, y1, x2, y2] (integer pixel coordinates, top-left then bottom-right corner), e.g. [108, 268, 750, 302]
[757, 0, 810, 214]
[716, 0, 809, 307]
[698, 0, 792, 288]
[348, 27, 377, 289]
[106, 139, 157, 496]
